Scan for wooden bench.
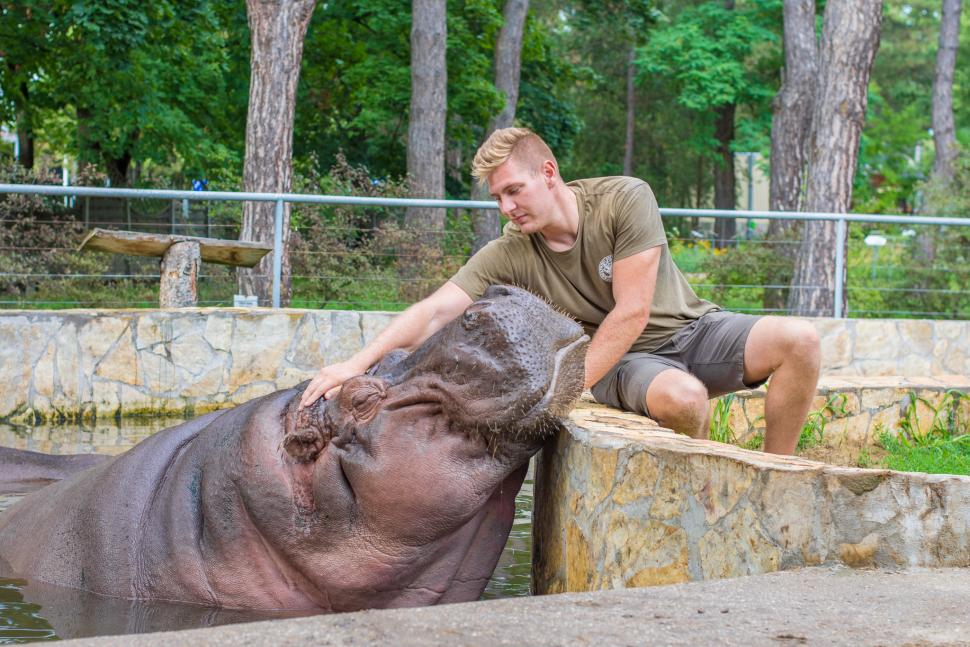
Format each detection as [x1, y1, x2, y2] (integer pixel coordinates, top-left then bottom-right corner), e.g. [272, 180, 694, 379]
[78, 229, 273, 308]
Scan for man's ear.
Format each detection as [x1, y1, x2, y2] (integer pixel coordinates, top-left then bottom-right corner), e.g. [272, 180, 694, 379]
[337, 375, 388, 423]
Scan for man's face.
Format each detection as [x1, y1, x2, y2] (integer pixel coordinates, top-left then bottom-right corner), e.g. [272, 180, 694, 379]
[487, 157, 556, 235]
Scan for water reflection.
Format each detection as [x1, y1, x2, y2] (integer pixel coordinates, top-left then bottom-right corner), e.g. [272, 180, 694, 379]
[0, 418, 534, 642]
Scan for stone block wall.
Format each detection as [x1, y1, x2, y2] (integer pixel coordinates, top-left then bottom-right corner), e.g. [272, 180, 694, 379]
[811, 317, 969, 377]
[716, 376, 970, 460]
[0, 308, 395, 421]
[0, 309, 967, 421]
[532, 403, 970, 594]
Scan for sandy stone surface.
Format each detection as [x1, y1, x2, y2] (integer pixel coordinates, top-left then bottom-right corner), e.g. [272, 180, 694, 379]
[57, 567, 970, 647]
[532, 401, 970, 595]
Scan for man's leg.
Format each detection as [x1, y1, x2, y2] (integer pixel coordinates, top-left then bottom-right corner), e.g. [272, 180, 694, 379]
[742, 317, 821, 454]
[645, 369, 713, 439]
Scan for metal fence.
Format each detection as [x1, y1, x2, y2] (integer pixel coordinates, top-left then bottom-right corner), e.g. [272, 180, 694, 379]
[2, 183, 970, 318]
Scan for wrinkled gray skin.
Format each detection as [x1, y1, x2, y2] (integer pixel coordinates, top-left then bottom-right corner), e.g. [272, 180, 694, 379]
[0, 285, 588, 611]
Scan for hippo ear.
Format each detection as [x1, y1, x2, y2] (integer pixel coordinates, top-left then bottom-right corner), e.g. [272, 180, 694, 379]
[281, 397, 328, 462]
[337, 375, 388, 423]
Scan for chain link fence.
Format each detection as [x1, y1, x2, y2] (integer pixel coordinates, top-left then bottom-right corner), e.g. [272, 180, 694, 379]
[1, 183, 969, 319]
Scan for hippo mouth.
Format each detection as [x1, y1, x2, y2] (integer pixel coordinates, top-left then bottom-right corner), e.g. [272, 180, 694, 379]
[511, 332, 590, 433]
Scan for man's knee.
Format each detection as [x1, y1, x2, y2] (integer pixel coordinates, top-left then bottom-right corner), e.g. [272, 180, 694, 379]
[647, 371, 708, 431]
[783, 320, 821, 367]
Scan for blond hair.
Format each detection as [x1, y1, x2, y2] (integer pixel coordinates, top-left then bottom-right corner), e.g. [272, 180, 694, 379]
[471, 127, 558, 187]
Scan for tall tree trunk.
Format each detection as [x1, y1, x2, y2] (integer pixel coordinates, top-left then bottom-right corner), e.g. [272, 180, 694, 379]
[623, 38, 636, 177]
[406, 0, 448, 269]
[931, 0, 962, 179]
[470, 0, 529, 256]
[713, 102, 737, 249]
[788, 0, 882, 316]
[765, 0, 818, 311]
[15, 81, 34, 170]
[236, 0, 315, 307]
[16, 126, 34, 170]
[768, 0, 818, 219]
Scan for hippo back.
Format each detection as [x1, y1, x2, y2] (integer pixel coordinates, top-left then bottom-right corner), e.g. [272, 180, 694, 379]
[0, 408, 229, 594]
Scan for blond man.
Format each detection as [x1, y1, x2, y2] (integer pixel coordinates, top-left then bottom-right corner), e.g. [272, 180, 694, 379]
[300, 128, 821, 455]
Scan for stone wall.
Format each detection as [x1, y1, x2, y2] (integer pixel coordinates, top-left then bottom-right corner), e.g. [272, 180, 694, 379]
[813, 318, 969, 377]
[0, 309, 967, 421]
[0, 308, 395, 421]
[717, 376, 970, 461]
[532, 402, 970, 594]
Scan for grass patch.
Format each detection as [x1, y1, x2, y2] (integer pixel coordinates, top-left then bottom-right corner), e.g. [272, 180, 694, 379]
[874, 389, 970, 475]
[710, 388, 970, 476]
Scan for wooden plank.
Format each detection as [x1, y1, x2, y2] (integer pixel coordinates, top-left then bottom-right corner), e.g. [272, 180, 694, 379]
[78, 228, 272, 268]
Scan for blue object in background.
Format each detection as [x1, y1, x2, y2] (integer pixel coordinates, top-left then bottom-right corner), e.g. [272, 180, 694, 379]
[192, 179, 208, 191]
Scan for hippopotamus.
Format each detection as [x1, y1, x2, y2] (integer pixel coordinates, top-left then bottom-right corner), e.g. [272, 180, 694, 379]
[0, 285, 588, 611]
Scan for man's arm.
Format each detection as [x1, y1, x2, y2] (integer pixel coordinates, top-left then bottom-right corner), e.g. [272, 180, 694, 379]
[582, 246, 662, 389]
[298, 281, 474, 409]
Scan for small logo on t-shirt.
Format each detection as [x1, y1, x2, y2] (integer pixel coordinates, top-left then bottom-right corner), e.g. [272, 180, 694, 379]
[598, 255, 613, 282]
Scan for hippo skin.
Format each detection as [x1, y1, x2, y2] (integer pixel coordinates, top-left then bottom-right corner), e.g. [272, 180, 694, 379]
[0, 285, 588, 611]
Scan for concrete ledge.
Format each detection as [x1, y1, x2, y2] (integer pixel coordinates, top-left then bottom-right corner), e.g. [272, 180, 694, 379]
[532, 402, 970, 595]
[57, 568, 970, 646]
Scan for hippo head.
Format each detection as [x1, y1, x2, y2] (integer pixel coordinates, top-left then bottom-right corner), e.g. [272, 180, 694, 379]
[226, 285, 588, 611]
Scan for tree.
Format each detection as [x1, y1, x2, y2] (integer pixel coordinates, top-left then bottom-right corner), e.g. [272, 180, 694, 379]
[405, 0, 448, 252]
[767, 0, 818, 216]
[0, 0, 242, 183]
[932, 0, 962, 179]
[470, 0, 530, 255]
[236, 0, 316, 306]
[788, 0, 882, 316]
[638, 0, 777, 247]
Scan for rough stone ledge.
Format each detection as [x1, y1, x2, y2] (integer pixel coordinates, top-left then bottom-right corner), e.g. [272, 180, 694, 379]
[57, 568, 970, 647]
[532, 403, 970, 595]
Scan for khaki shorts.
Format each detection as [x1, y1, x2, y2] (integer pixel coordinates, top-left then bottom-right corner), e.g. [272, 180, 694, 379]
[590, 311, 766, 418]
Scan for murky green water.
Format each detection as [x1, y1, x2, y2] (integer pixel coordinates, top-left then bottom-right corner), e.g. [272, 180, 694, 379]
[0, 418, 534, 643]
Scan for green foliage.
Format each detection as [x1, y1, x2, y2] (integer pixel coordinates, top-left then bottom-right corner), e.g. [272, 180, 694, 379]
[709, 392, 735, 444]
[870, 390, 970, 476]
[853, 86, 931, 214]
[798, 394, 848, 451]
[852, 0, 966, 213]
[295, 0, 582, 193]
[289, 153, 411, 309]
[0, 159, 111, 304]
[0, 0, 243, 183]
[846, 151, 970, 319]
[636, 0, 778, 112]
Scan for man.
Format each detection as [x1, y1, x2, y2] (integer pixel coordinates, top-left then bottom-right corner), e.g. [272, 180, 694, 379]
[300, 128, 821, 455]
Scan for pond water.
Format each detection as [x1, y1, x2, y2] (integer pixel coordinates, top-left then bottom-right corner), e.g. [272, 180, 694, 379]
[0, 418, 533, 643]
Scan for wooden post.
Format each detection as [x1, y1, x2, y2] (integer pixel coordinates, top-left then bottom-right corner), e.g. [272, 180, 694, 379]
[159, 241, 201, 308]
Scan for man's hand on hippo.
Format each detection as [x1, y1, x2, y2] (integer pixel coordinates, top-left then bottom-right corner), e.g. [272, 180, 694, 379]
[299, 281, 473, 411]
[298, 359, 368, 410]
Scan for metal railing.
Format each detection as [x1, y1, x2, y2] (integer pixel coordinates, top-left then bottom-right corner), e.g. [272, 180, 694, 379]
[2, 183, 970, 317]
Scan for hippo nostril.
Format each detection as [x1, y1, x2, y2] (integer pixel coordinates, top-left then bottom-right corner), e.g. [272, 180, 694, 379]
[466, 302, 488, 314]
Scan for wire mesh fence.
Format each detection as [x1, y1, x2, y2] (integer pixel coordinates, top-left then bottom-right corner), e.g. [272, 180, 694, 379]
[1, 184, 969, 319]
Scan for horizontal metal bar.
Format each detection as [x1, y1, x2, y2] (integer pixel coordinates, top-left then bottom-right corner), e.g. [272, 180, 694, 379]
[4, 184, 970, 226]
[658, 208, 970, 227]
[0, 184, 501, 210]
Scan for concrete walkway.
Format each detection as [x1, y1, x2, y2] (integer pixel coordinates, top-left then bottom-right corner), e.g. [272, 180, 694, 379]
[62, 567, 970, 647]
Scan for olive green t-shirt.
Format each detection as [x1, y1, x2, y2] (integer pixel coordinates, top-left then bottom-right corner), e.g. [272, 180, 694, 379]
[450, 176, 718, 352]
